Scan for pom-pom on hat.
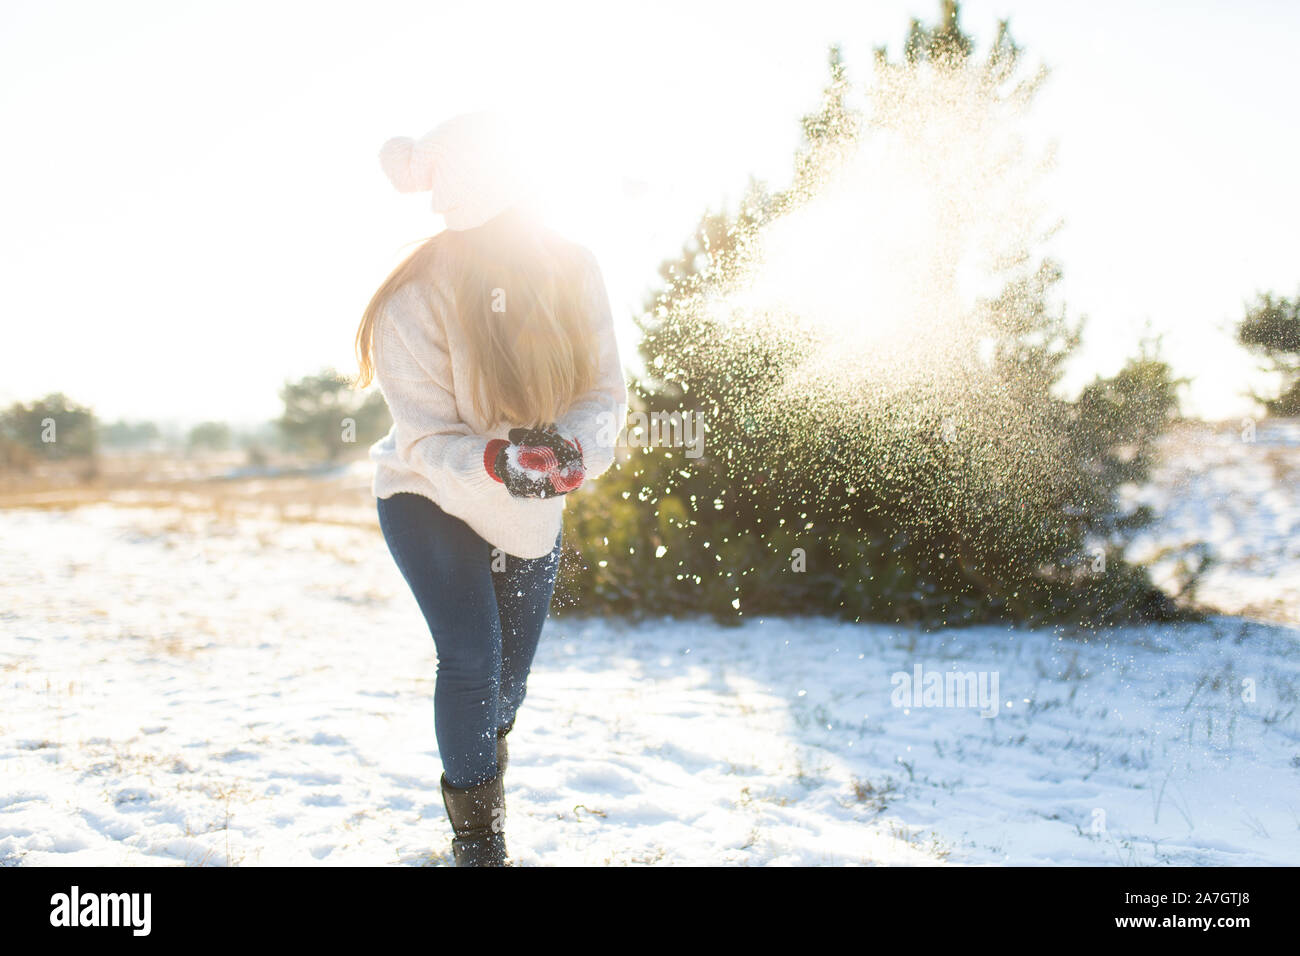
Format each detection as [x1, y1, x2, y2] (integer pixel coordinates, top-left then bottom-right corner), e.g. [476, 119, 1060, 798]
[378, 111, 532, 231]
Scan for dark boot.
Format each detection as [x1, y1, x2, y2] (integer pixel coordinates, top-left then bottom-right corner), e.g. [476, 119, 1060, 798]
[440, 770, 508, 866]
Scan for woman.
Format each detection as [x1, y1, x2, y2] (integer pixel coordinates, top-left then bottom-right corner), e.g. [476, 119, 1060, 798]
[355, 112, 627, 866]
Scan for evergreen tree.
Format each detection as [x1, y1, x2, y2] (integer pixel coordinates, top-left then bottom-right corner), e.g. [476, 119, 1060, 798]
[1237, 291, 1300, 416]
[187, 421, 233, 453]
[0, 393, 97, 468]
[277, 369, 390, 461]
[561, 2, 1190, 627]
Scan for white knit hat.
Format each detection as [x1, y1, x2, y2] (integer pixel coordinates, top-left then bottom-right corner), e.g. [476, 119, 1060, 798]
[377, 111, 532, 231]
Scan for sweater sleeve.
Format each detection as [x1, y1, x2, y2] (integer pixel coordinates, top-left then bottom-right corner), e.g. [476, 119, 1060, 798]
[557, 249, 628, 481]
[373, 282, 500, 496]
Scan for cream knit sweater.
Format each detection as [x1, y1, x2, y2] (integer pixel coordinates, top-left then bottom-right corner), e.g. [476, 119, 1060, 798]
[369, 243, 628, 559]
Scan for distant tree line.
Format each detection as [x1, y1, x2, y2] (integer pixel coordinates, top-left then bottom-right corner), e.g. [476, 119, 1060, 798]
[0, 369, 391, 472]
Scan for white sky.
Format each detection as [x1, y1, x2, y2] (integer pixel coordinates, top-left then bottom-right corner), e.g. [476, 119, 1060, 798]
[1, 0, 1297, 425]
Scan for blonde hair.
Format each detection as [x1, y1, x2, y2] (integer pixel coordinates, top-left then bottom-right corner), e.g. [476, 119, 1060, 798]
[355, 207, 596, 429]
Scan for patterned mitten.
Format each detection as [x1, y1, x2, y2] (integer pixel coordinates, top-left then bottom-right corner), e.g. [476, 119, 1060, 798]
[485, 425, 585, 499]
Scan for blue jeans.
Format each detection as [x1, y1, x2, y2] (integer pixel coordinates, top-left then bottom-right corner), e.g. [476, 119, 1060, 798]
[377, 492, 561, 789]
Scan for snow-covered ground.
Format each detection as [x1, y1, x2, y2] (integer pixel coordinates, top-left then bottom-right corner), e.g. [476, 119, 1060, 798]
[1, 422, 1298, 866]
[1129, 419, 1300, 626]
